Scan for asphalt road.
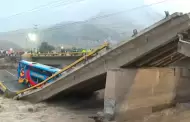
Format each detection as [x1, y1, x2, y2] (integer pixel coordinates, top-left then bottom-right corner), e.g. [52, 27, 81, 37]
[0, 69, 17, 82]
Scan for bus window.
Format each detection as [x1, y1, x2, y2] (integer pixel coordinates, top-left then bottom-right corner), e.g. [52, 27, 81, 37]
[41, 70, 52, 76]
[20, 63, 25, 69]
[29, 66, 52, 77]
[30, 75, 44, 83]
[25, 65, 29, 70]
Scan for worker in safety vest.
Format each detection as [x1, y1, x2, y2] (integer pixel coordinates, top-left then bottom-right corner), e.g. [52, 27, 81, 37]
[82, 49, 86, 52]
[82, 49, 87, 63]
[82, 49, 86, 55]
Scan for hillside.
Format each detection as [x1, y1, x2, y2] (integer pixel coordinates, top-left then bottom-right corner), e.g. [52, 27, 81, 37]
[0, 9, 163, 49]
[0, 29, 36, 49]
[0, 40, 21, 50]
[40, 9, 163, 48]
[40, 22, 122, 48]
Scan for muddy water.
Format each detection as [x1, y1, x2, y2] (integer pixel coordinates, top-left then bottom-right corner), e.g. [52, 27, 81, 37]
[0, 96, 103, 122]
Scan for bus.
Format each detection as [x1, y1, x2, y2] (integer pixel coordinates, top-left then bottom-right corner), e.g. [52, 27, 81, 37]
[17, 60, 61, 87]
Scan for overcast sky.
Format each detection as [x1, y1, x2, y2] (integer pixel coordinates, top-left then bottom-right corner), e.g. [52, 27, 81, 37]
[144, 0, 190, 13]
[0, 0, 188, 32]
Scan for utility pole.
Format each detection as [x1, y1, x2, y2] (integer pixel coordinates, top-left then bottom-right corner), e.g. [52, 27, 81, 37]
[34, 24, 38, 41]
[34, 24, 39, 52]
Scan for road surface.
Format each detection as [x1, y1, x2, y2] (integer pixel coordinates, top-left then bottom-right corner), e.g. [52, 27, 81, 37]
[0, 69, 17, 82]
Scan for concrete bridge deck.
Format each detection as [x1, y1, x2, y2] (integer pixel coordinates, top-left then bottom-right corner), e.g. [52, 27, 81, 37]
[22, 52, 95, 68]
[15, 12, 190, 102]
[31, 56, 81, 68]
[22, 54, 83, 68]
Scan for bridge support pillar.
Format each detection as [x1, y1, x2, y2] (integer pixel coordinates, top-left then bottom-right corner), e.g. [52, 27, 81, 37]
[104, 68, 190, 122]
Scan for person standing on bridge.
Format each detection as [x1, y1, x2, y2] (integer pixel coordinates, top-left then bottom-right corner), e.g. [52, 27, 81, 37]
[82, 49, 87, 55]
[82, 49, 88, 63]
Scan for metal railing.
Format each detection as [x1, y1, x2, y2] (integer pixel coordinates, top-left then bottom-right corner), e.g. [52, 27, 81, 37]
[16, 42, 109, 95]
[31, 52, 85, 57]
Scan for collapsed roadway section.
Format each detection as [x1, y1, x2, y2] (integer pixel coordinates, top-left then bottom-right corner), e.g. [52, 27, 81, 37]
[1, 12, 190, 103]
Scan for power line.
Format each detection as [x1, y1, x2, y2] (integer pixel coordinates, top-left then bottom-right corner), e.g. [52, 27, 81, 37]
[0, 0, 86, 20]
[44, 0, 171, 31]
[0, 0, 171, 34]
[51, 0, 86, 8]
[0, 0, 65, 19]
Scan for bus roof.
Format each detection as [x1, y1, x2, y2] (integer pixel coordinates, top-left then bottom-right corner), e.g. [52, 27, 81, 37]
[19, 60, 61, 73]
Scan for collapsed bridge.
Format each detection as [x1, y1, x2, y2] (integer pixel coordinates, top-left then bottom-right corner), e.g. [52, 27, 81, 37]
[1, 12, 190, 103]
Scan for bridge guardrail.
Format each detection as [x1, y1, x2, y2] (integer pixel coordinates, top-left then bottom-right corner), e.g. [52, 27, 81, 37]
[16, 42, 109, 95]
[31, 52, 85, 57]
[26, 51, 97, 57]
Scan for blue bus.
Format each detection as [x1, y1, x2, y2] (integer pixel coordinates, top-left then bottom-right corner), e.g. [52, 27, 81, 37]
[17, 60, 61, 87]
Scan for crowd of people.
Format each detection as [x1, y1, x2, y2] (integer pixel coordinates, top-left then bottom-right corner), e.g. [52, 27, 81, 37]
[0, 47, 94, 57]
[60, 48, 93, 53]
[0, 49, 24, 56]
[27, 48, 93, 55]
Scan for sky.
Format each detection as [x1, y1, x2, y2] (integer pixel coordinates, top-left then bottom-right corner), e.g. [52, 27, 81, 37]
[0, 0, 189, 32]
[144, 0, 190, 13]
